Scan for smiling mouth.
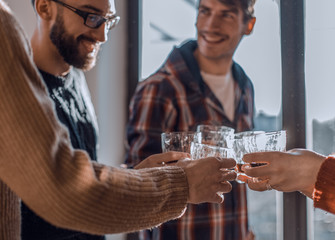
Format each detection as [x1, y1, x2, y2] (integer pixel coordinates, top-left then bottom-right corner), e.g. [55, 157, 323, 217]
[201, 33, 227, 44]
[81, 40, 98, 53]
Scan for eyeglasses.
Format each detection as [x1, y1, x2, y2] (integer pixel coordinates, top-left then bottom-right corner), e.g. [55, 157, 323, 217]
[51, 0, 120, 31]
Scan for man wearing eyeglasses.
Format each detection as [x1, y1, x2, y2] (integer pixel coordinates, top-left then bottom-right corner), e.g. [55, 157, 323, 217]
[22, 0, 119, 239]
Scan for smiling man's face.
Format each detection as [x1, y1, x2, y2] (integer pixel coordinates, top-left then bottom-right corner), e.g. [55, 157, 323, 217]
[196, 0, 253, 61]
[49, 0, 116, 71]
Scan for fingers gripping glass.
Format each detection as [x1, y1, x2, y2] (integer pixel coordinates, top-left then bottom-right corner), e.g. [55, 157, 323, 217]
[51, 0, 120, 30]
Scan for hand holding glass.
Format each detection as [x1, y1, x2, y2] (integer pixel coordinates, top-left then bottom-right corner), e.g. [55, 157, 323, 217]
[233, 130, 286, 182]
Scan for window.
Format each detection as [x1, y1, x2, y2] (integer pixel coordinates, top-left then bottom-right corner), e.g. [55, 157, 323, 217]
[306, 0, 335, 238]
[141, 0, 197, 79]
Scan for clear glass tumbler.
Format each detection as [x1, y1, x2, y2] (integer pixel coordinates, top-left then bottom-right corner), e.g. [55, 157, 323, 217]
[190, 142, 236, 160]
[233, 130, 286, 182]
[196, 124, 235, 148]
[161, 131, 201, 153]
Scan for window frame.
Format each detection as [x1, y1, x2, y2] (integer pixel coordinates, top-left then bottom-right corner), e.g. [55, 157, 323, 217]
[281, 0, 307, 238]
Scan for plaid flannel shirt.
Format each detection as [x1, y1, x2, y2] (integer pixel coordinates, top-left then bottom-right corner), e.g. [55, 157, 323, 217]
[125, 40, 255, 240]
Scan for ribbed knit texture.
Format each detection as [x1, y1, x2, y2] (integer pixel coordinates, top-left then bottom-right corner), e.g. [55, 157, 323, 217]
[313, 156, 335, 214]
[0, 1, 188, 238]
[0, 181, 20, 240]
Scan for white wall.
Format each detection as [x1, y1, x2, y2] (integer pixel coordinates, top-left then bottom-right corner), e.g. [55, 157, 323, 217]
[6, 0, 127, 239]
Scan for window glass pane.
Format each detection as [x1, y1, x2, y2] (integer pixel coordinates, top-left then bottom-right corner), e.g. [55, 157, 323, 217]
[141, 0, 282, 239]
[306, 0, 335, 239]
[141, 0, 197, 79]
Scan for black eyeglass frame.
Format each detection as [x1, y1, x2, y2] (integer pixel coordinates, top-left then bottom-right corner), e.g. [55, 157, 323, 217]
[51, 0, 120, 30]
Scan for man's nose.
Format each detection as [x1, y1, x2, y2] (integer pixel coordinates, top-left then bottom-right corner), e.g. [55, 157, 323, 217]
[205, 14, 221, 30]
[92, 23, 109, 43]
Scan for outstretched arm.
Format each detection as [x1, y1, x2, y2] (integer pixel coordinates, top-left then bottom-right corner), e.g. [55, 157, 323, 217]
[240, 149, 335, 214]
[0, 1, 235, 235]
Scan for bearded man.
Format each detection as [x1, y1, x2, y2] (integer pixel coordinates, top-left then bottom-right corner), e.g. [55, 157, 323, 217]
[22, 0, 120, 239]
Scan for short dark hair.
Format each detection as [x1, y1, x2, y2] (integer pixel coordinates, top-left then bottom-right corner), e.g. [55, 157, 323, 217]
[198, 0, 256, 22]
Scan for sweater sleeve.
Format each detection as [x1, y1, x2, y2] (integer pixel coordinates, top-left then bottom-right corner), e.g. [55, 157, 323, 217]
[0, 181, 21, 240]
[313, 155, 335, 214]
[0, 1, 188, 235]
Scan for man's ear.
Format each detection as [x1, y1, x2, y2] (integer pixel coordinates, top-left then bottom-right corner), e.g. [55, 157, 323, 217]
[245, 17, 256, 35]
[35, 0, 54, 20]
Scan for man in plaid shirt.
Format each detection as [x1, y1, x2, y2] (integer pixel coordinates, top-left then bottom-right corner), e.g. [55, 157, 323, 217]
[125, 0, 257, 239]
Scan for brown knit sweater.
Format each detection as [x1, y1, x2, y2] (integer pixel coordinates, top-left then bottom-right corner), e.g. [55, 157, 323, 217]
[0, 1, 188, 239]
[314, 155, 335, 214]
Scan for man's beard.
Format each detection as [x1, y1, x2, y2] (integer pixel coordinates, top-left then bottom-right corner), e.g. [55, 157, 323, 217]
[49, 14, 99, 71]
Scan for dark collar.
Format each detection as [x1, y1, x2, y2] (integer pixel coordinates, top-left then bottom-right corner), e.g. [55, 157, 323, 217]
[177, 40, 250, 94]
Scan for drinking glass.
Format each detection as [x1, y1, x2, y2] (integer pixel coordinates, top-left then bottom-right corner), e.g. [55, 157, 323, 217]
[196, 124, 235, 148]
[190, 142, 236, 160]
[190, 142, 236, 197]
[161, 131, 201, 153]
[233, 130, 286, 181]
[234, 131, 265, 169]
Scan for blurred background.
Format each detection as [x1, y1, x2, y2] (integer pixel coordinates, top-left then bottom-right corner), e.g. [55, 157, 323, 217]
[6, 0, 335, 239]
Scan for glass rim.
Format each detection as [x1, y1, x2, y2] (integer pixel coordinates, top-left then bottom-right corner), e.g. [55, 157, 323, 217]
[196, 124, 235, 133]
[161, 131, 199, 136]
[234, 130, 286, 140]
[264, 130, 286, 135]
[234, 130, 265, 139]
